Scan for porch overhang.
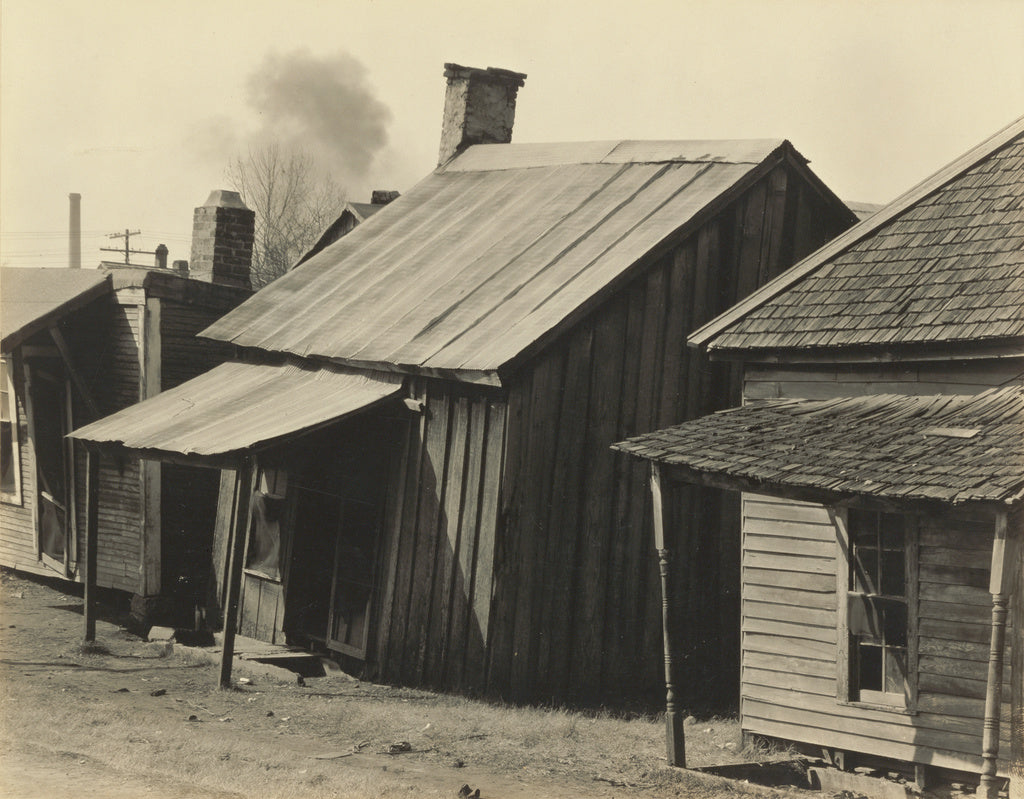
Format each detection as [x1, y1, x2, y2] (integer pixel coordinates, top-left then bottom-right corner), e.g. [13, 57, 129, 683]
[1, 269, 112, 351]
[69, 360, 406, 469]
[613, 387, 1024, 512]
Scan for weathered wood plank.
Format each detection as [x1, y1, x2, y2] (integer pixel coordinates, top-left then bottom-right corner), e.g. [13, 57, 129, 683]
[745, 583, 837, 610]
[486, 381, 529, 695]
[743, 599, 835, 628]
[444, 396, 487, 690]
[744, 631, 835, 661]
[382, 383, 428, 681]
[744, 551, 835, 575]
[509, 352, 564, 700]
[407, 389, 452, 685]
[742, 617, 836, 644]
[571, 294, 628, 699]
[742, 650, 834, 679]
[744, 567, 834, 594]
[424, 394, 469, 686]
[742, 665, 834, 697]
[537, 325, 594, 697]
[465, 398, 506, 695]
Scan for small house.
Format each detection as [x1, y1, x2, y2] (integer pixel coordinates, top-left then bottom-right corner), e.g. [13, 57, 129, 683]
[1, 190, 253, 625]
[614, 116, 1024, 793]
[71, 63, 856, 707]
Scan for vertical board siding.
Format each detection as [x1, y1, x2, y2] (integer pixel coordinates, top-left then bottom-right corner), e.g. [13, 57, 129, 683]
[479, 163, 849, 707]
[739, 493, 1013, 773]
[375, 383, 505, 694]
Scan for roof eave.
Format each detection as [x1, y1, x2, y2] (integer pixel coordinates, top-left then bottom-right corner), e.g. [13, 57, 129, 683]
[1, 275, 113, 352]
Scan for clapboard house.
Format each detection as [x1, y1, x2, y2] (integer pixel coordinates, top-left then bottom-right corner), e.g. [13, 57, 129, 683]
[72, 63, 856, 707]
[615, 116, 1024, 792]
[1, 190, 253, 623]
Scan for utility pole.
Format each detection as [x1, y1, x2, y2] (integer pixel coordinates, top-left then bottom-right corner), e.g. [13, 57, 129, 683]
[101, 229, 156, 264]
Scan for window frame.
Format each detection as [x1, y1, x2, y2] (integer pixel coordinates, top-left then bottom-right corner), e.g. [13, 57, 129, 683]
[1, 355, 23, 505]
[835, 505, 919, 713]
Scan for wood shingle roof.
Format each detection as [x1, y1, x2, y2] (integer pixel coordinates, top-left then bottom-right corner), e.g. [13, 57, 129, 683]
[691, 115, 1024, 356]
[613, 386, 1024, 507]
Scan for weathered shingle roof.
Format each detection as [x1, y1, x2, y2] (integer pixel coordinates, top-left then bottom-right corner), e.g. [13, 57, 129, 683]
[692, 115, 1024, 355]
[1, 267, 111, 351]
[202, 139, 820, 383]
[613, 386, 1024, 506]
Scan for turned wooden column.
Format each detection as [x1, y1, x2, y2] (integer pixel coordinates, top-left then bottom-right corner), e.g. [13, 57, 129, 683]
[650, 462, 685, 767]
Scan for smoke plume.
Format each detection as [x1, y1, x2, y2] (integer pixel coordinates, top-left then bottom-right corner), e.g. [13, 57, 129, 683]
[244, 49, 392, 186]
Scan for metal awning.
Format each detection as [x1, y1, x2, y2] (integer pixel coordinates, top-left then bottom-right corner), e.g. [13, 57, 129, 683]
[70, 360, 405, 466]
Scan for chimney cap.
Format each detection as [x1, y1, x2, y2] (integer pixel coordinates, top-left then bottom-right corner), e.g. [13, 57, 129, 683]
[200, 189, 250, 210]
[443, 63, 527, 87]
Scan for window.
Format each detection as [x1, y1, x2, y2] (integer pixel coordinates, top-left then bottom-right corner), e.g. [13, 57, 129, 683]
[1, 357, 22, 504]
[843, 508, 917, 709]
[245, 469, 286, 580]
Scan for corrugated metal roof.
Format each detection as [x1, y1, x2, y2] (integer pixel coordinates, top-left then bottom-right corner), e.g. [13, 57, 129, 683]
[692, 114, 1024, 354]
[70, 360, 404, 459]
[1, 267, 111, 350]
[202, 139, 793, 380]
[613, 386, 1024, 506]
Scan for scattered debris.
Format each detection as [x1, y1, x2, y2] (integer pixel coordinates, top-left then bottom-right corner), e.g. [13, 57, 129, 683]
[457, 785, 480, 799]
[113, 688, 130, 693]
[238, 677, 252, 685]
[266, 710, 274, 717]
[150, 688, 166, 697]
[452, 758, 465, 768]
[218, 717, 232, 722]
[146, 626, 175, 643]
[187, 714, 200, 722]
[384, 741, 412, 754]
[313, 751, 354, 760]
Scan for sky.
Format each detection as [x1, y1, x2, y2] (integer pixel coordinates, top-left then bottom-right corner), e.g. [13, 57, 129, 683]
[1, 0, 1022, 270]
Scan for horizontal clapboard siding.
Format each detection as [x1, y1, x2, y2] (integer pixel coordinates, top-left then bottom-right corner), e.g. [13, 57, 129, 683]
[739, 490, 1013, 774]
[160, 300, 237, 391]
[0, 372, 40, 573]
[745, 360, 1024, 401]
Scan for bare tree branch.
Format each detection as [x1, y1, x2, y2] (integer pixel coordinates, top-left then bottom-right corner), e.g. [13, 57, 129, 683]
[227, 143, 347, 288]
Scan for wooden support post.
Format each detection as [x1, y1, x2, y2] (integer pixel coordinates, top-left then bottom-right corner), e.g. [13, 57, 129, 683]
[650, 463, 685, 767]
[980, 511, 1016, 799]
[219, 459, 254, 689]
[83, 449, 100, 642]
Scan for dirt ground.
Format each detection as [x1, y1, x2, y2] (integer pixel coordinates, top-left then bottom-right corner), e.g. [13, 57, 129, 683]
[0, 569, 815, 799]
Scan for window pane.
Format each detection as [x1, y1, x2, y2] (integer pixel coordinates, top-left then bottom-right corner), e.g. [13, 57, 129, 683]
[849, 508, 876, 542]
[882, 599, 908, 647]
[854, 547, 878, 593]
[880, 513, 904, 549]
[884, 646, 907, 694]
[0, 359, 9, 421]
[857, 642, 882, 692]
[881, 550, 905, 596]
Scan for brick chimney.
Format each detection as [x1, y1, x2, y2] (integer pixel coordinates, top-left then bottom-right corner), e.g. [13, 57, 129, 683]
[437, 63, 527, 166]
[189, 190, 255, 290]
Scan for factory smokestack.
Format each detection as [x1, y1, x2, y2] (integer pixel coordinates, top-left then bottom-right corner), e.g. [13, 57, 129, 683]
[69, 193, 82, 269]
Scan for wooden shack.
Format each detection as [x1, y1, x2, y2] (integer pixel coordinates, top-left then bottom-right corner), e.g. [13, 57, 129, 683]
[615, 116, 1024, 793]
[1, 191, 253, 624]
[71, 63, 856, 708]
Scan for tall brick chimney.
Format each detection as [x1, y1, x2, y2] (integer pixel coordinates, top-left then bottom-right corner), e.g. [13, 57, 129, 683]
[189, 190, 255, 290]
[437, 63, 527, 166]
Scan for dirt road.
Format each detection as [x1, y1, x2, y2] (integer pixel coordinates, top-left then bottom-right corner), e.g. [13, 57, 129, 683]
[0, 570, 800, 799]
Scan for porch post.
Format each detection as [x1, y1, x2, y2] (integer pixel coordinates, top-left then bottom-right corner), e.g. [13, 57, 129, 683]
[980, 510, 1017, 798]
[83, 448, 99, 642]
[219, 457, 254, 689]
[650, 462, 685, 767]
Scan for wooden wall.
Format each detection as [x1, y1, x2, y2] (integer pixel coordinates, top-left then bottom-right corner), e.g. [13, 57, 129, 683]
[373, 380, 507, 694]
[737, 361, 1023, 775]
[740, 496, 1012, 775]
[487, 161, 852, 708]
[0, 353, 38, 572]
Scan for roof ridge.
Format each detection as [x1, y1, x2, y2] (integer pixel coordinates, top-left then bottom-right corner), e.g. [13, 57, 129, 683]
[688, 113, 1024, 350]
